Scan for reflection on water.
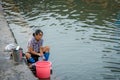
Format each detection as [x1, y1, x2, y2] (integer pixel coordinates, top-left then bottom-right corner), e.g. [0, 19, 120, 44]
[1, 0, 120, 80]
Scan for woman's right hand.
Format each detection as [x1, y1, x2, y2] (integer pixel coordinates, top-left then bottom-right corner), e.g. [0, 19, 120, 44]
[37, 53, 43, 56]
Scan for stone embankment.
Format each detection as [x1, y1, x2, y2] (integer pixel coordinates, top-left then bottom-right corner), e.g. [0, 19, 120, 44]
[0, 3, 38, 80]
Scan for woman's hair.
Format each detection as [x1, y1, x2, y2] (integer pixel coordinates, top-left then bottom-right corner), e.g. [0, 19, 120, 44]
[33, 29, 43, 36]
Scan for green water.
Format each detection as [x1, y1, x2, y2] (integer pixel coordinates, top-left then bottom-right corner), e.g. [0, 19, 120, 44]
[1, 0, 120, 80]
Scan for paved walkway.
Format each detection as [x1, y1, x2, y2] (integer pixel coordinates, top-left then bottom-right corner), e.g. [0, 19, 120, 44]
[0, 3, 38, 80]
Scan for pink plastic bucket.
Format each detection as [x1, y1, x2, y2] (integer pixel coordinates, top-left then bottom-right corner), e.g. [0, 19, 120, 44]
[36, 61, 51, 78]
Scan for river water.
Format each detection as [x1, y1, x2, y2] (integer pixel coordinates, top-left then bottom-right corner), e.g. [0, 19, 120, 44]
[1, 0, 120, 80]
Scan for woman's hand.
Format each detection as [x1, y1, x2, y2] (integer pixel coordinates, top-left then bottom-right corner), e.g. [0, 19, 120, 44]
[37, 53, 43, 56]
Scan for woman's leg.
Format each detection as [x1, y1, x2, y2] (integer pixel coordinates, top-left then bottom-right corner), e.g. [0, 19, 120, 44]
[25, 52, 31, 59]
[42, 46, 50, 61]
[25, 52, 35, 63]
[42, 46, 50, 52]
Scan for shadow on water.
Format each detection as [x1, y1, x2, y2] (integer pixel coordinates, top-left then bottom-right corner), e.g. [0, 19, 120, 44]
[1, 0, 120, 80]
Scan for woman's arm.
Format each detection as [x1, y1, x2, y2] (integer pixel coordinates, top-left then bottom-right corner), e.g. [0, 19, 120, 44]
[39, 46, 44, 56]
[28, 46, 40, 56]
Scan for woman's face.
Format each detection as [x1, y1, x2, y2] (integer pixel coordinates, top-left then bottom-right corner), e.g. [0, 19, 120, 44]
[35, 32, 43, 41]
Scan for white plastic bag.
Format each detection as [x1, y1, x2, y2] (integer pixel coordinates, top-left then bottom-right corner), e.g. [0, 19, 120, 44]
[4, 43, 16, 52]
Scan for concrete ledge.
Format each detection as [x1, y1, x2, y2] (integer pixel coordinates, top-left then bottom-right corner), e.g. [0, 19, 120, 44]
[2, 64, 38, 80]
[0, 3, 38, 80]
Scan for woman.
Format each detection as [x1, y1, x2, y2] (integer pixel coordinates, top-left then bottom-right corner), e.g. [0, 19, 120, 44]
[25, 29, 50, 63]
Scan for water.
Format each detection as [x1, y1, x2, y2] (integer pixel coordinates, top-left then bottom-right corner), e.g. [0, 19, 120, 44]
[1, 0, 120, 80]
